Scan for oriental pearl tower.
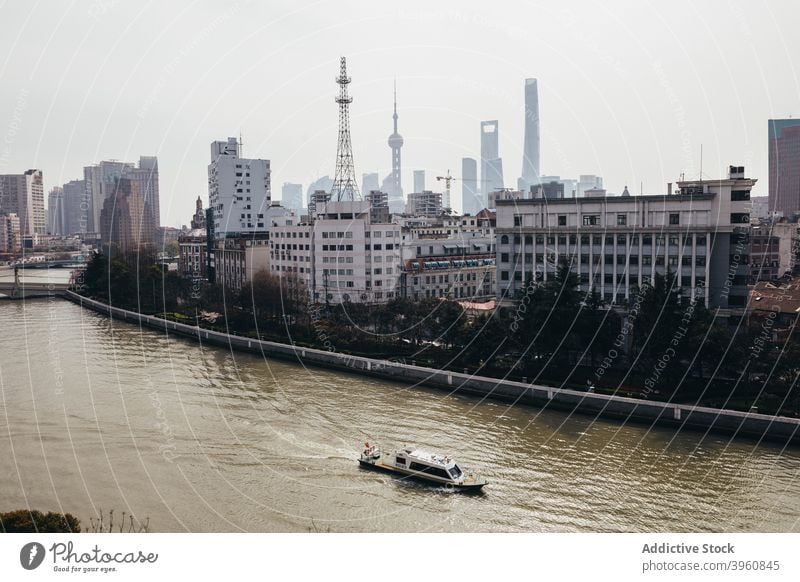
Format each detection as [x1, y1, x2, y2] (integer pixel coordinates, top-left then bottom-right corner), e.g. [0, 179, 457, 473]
[386, 82, 404, 212]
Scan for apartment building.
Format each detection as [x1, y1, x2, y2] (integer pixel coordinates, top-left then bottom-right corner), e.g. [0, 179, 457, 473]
[495, 166, 755, 309]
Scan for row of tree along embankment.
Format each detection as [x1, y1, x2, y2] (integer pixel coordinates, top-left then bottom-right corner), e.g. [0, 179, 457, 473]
[64, 291, 800, 447]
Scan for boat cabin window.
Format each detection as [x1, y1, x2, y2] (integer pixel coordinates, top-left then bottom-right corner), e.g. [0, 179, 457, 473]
[409, 462, 450, 479]
[395, 456, 406, 465]
[449, 465, 462, 479]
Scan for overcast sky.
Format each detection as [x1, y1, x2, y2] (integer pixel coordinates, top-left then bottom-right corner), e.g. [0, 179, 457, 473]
[1, 0, 798, 224]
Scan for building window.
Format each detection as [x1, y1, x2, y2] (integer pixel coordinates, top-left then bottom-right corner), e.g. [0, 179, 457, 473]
[669, 213, 680, 225]
[558, 215, 567, 226]
[500, 235, 509, 244]
[501, 271, 509, 281]
[501, 253, 509, 263]
[617, 214, 627, 226]
[514, 215, 522, 226]
[582, 214, 600, 226]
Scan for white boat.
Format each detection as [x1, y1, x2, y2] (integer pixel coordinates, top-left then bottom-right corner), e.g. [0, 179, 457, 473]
[358, 443, 487, 490]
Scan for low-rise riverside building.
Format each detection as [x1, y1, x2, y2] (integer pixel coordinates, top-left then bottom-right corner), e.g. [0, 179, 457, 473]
[495, 166, 755, 309]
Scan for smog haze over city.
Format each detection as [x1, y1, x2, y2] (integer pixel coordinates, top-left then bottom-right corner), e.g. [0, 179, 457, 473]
[1, 0, 798, 223]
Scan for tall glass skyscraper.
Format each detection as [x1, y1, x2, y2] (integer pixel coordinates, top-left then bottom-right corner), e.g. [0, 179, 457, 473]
[480, 120, 502, 199]
[769, 118, 800, 216]
[520, 78, 540, 192]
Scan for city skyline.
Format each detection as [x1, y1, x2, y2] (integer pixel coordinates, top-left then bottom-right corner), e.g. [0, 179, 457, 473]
[0, 1, 798, 225]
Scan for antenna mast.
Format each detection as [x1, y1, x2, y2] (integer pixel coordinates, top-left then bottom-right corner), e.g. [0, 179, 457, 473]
[330, 56, 360, 201]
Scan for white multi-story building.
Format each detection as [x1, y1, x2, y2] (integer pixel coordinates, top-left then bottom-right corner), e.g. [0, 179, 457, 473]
[208, 137, 271, 239]
[269, 200, 402, 304]
[399, 212, 497, 300]
[495, 166, 755, 309]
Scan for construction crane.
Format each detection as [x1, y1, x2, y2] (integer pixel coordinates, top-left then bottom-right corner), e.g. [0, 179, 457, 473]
[435, 170, 455, 212]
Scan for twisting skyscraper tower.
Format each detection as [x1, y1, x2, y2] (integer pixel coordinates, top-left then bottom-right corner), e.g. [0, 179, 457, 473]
[331, 57, 359, 201]
[386, 82, 404, 212]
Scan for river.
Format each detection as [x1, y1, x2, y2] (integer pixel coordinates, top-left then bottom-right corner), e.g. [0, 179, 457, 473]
[1, 298, 799, 532]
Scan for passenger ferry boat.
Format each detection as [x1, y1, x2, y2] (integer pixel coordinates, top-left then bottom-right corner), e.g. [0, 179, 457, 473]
[358, 442, 487, 490]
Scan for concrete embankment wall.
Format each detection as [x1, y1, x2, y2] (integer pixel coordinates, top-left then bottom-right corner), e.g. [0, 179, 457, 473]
[63, 291, 800, 446]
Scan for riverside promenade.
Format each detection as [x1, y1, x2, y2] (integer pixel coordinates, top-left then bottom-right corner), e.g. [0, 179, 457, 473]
[64, 290, 800, 446]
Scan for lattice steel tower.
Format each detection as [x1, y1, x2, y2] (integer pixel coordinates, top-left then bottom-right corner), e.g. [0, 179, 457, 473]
[330, 57, 360, 201]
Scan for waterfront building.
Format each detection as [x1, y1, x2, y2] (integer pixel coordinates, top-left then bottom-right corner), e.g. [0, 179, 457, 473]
[520, 78, 540, 192]
[84, 158, 158, 235]
[0, 213, 21, 253]
[208, 137, 271, 239]
[0, 169, 45, 236]
[768, 119, 800, 216]
[406, 190, 443, 217]
[47, 186, 65, 235]
[270, 200, 401, 304]
[399, 213, 496, 301]
[281, 182, 303, 211]
[99, 177, 153, 252]
[495, 165, 755, 309]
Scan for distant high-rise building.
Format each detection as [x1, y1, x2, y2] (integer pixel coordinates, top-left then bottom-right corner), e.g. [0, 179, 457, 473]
[281, 182, 303, 211]
[461, 157, 479, 215]
[486, 158, 504, 196]
[769, 119, 800, 216]
[413, 170, 425, 193]
[0, 169, 45, 236]
[131, 156, 160, 232]
[0, 213, 20, 253]
[520, 78, 540, 192]
[306, 176, 334, 200]
[361, 173, 379, 196]
[208, 137, 271, 239]
[100, 177, 152, 252]
[47, 186, 65, 235]
[84, 160, 133, 234]
[577, 175, 603, 197]
[406, 190, 442, 217]
[386, 84, 404, 213]
[480, 120, 502, 199]
[62, 179, 88, 235]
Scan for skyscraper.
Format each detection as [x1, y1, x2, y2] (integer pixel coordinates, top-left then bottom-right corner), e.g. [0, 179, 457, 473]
[100, 177, 152, 252]
[0, 169, 45, 236]
[387, 83, 404, 213]
[768, 119, 800, 216]
[461, 157, 479, 215]
[413, 170, 425, 193]
[520, 78, 540, 191]
[281, 182, 303, 211]
[480, 120, 502, 200]
[361, 172, 379, 196]
[47, 186, 65, 235]
[62, 179, 88, 235]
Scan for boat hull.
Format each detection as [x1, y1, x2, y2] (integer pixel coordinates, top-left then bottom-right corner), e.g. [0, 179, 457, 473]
[358, 458, 486, 491]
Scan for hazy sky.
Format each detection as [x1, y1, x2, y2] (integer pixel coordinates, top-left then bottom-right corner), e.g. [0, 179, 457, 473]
[1, 0, 798, 225]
